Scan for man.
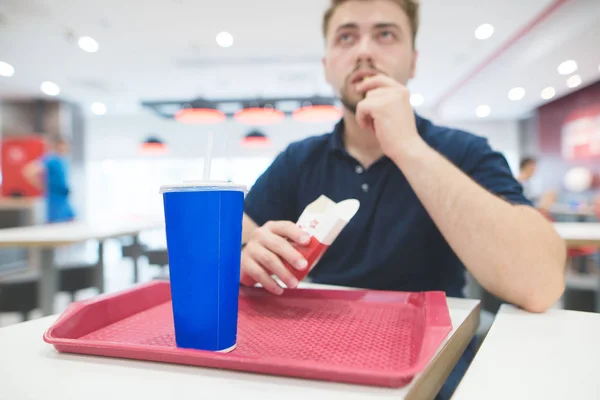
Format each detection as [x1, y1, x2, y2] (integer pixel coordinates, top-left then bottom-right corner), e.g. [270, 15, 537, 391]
[517, 157, 559, 214]
[517, 156, 537, 199]
[240, 0, 566, 398]
[518, 157, 537, 183]
[23, 135, 76, 223]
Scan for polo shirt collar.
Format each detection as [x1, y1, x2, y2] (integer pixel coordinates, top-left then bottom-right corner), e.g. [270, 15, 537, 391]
[328, 113, 427, 154]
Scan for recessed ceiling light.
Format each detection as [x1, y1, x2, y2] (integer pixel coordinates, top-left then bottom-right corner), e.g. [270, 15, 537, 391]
[508, 87, 525, 101]
[475, 24, 494, 40]
[78, 36, 99, 53]
[410, 93, 424, 107]
[0, 61, 15, 77]
[40, 81, 60, 96]
[216, 31, 234, 48]
[541, 87, 556, 100]
[566, 75, 582, 88]
[476, 105, 491, 118]
[558, 60, 577, 75]
[91, 102, 107, 115]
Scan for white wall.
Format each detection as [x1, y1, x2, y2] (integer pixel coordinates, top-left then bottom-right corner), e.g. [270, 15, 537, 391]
[83, 111, 522, 220]
[86, 111, 337, 161]
[87, 111, 521, 167]
[430, 117, 522, 174]
[83, 111, 337, 220]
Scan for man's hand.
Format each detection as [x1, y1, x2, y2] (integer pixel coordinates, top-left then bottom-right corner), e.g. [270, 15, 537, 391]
[240, 221, 310, 295]
[355, 75, 425, 161]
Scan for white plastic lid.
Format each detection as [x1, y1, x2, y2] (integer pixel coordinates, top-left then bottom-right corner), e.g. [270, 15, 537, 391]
[160, 180, 247, 194]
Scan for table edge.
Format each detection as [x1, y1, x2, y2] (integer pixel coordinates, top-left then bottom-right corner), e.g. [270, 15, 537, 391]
[407, 301, 481, 400]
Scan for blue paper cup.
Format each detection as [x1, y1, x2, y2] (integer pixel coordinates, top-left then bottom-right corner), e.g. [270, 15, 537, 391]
[160, 181, 246, 352]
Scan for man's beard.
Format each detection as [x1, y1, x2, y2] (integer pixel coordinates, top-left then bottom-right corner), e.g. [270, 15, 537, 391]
[340, 91, 361, 115]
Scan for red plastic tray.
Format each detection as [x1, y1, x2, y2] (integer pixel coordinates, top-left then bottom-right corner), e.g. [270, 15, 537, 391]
[44, 281, 452, 388]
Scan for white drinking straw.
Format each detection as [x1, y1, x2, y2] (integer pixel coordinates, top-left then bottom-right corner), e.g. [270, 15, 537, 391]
[203, 131, 215, 180]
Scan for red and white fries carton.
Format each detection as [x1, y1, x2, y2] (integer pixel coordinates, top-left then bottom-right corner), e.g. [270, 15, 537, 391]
[284, 195, 360, 281]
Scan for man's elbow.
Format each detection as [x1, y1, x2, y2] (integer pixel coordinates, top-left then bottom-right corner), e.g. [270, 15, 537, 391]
[520, 264, 566, 313]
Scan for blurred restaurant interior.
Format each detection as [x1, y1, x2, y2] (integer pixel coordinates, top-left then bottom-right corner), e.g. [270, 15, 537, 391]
[0, 0, 600, 398]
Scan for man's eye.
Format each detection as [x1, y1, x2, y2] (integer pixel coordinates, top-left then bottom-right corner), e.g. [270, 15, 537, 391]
[338, 33, 354, 43]
[379, 30, 394, 39]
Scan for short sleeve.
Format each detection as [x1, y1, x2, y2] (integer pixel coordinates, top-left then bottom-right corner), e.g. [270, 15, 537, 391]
[462, 137, 533, 207]
[244, 147, 299, 226]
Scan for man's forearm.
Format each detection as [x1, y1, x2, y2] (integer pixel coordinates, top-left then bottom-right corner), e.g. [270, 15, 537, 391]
[392, 138, 566, 312]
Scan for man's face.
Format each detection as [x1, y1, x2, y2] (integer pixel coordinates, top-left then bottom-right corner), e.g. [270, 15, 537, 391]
[522, 162, 537, 180]
[56, 142, 69, 155]
[322, 0, 417, 114]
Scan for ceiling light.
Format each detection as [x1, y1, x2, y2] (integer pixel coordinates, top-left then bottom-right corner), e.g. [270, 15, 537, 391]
[40, 81, 60, 96]
[541, 87, 556, 100]
[475, 24, 494, 40]
[558, 60, 577, 75]
[241, 130, 270, 149]
[476, 105, 491, 118]
[508, 87, 525, 101]
[78, 36, 99, 53]
[216, 32, 234, 48]
[567, 75, 582, 88]
[175, 108, 226, 124]
[140, 136, 168, 155]
[410, 93, 424, 107]
[0, 61, 15, 77]
[91, 102, 107, 115]
[235, 107, 284, 126]
[292, 99, 342, 123]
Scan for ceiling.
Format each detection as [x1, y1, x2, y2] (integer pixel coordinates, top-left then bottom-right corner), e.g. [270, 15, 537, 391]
[0, 0, 598, 120]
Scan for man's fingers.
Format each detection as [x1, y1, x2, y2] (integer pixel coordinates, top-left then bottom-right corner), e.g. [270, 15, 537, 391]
[266, 221, 310, 245]
[240, 268, 257, 288]
[250, 245, 299, 289]
[356, 100, 375, 134]
[355, 74, 397, 93]
[241, 255, 284, 295]
[262, 233, 308, 271]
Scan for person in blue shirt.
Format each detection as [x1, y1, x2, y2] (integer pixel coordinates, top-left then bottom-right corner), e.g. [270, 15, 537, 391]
[23, 136, 75, 223]
[241, 1, 566, 398]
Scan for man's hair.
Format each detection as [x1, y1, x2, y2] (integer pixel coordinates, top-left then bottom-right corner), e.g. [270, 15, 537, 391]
[520, 157, 536, 170]
[322, 0, 420, 48]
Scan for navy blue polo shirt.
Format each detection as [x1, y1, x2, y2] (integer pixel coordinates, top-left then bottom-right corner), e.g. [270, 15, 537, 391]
[244, 114, 532, 298]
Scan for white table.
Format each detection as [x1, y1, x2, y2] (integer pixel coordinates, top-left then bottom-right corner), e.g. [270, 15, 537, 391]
[554, 223, 600, 311]
[452, 304, 600, 400]
[0, 218, 164, 316]
[554, 222, 600, 246]
[0, 197, 41, 212]
[0, 283, 480, 400]
[549, 204, 595, 220]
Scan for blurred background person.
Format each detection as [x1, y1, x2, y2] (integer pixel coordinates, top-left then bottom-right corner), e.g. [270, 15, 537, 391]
[518, 156, 537, 199]
[517, 156, 559, 215]
[22, 136, 76, 223]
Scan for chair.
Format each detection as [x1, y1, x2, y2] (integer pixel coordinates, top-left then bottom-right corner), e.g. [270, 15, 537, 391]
[58, 263, 98, 302]
[121, 240, 144, 283]
[0, 271, 39, 321]
[145, 249, 169, 279]
[0, 261, 98, 322]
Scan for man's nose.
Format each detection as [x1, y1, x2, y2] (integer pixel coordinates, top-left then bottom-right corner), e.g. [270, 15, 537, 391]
[355, 36, 376, 64]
